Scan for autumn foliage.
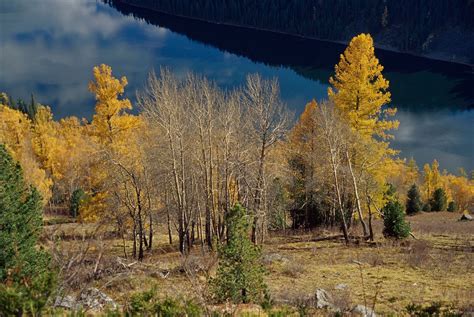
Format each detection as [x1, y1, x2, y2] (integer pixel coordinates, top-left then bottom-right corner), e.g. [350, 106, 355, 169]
[0, 34, 472, 266]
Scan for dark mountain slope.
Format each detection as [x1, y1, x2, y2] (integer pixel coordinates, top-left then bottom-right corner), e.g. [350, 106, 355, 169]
[114, 0, 474, 65]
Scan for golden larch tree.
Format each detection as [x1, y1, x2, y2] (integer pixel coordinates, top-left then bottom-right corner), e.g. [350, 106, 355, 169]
[328, 33, 398, 138]
[88, 64, 140, 148]
[328, 33, 399, 238]
[82, 64, 143, 230]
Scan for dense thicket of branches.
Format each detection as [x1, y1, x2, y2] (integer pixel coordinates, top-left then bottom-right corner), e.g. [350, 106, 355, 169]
[138, 70, 291, 252]
[119, 0, 474, 56]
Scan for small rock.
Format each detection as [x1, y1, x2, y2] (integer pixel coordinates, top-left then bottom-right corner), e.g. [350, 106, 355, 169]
[263, 253, 289, 264]
[54, 295, 77, 309]
[79, 287, 118, 310]
[460, 213, 473, 221]
[335, 283, 348, 290]
[352, 304, 376, 317]
[315, 288, 337, 310]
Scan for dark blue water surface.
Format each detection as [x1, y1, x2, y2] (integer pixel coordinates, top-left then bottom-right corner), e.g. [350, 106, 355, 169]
[1, 0, 473, 171]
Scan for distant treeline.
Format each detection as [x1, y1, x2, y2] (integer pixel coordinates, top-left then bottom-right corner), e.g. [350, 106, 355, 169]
[116, 0, 474, 63]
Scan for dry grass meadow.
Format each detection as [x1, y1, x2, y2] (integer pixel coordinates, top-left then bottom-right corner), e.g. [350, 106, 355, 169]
[42, 211, 473, 316]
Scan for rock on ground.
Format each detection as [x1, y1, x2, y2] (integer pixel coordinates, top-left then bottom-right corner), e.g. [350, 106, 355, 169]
[79, 287, 118, 310]
[54, 288, 118, 311]
[352, 304, 377, 317]
[262, 253, 290, 264]
[315, 288, 338, 311]
[54, 295, 77, 309]
[460, 213, 473, 221]
[335, 283, 348, 290]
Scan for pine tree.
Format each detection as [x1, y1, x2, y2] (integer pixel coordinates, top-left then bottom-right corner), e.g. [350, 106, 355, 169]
[17, 98, 28, 117]
[406, 184, 422, 215]
[0, 144, 56, 315]
[8, 95, 18, 110]
[29, 93, 38, 121]
[447, 201, 457, 212]
[70, 188, 87, 218]
[430, 188, 447, 211]
[210, 203, 267, 304]
[382, 200, 411, 239]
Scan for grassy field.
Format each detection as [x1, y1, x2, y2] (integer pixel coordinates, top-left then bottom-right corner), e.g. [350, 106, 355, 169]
[43, 212, 473, 316]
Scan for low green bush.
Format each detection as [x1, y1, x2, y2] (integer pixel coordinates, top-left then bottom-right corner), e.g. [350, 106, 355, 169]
[447, 201, 457, 212]
[125, 287, 203, 316]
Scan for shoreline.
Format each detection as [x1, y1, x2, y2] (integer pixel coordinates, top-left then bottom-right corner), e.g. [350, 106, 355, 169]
[117, 0, 474, 69]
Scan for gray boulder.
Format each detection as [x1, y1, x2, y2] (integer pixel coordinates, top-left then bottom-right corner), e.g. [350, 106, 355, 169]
[263, 253, 290, 264]
[54, 295, 77, 309]
[79, 287, 118, 310]
[460, 213, 473, 221]
[352, 304, 376, 317]
[335, 283, 348, 290]
[315, 288, 338, 311]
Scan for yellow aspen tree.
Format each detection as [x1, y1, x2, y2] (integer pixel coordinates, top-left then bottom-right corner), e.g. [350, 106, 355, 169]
[31, 105, 66, 181]
[431, 159, 441, 190]
[290, 100, 318, 152]
[0, 106, 30, 157]
[0, 104, 52, 203]
[446, 175, 474, 212]
[423, 163, 433, 201]
[56, 116, 93, 198]
[406, 158, 420, 187]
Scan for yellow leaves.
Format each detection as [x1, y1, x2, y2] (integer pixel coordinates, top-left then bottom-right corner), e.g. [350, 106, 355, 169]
[0, 64, 143, 216]
[0, 104, 53, 203]
[82, 64, 146, 223]
[391, 158, 473, 212]
[422, 159, 442, 200]
[328, 33, 397, 139]
[436, 170, 472, 212]
[89, 64, 140, 146]
[0, 105, 30, 157]
[89, 64, 130, 108]
[88, 64, 143, 159]
[445, 175, 474, 211]
[289, 100, 318, 154]
[79, 191, 108, 222]
[326, 33, 400, 213]
[31, 105, 62, 179]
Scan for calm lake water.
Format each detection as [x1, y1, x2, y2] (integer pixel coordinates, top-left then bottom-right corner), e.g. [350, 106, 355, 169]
[1, 0, 473, 172]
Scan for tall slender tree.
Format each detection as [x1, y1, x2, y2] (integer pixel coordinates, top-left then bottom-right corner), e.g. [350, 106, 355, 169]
[328, 33, 398, 237]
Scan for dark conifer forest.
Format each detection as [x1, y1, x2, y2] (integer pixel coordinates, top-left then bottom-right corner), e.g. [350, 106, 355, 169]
[117, 0, 474, 63]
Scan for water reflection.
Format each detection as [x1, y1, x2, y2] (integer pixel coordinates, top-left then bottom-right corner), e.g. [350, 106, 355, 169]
[105, 0, 474, 112]
[0, 0, 472, 171]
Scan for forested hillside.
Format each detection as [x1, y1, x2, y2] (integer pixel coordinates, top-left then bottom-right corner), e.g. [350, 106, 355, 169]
[116, 0, 474, 64]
